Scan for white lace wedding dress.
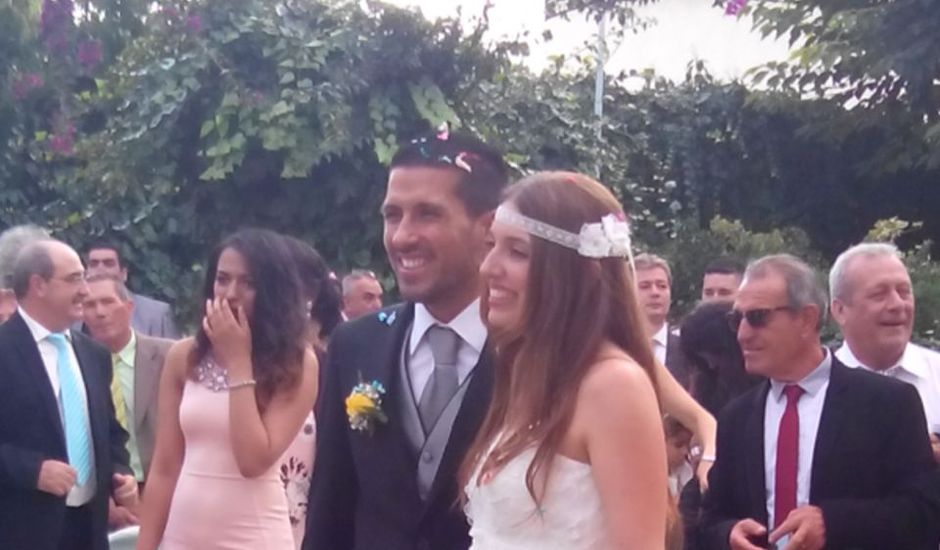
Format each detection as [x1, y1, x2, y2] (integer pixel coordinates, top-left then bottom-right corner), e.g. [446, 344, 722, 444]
[464, 447, 616, 550]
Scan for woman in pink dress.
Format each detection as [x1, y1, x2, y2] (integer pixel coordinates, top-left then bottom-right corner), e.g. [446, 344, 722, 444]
[137, 229, 319, 550]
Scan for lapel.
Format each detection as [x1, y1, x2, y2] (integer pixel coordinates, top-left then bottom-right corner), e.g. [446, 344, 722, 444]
[744, 382, 770, 525]
[5, 313, 66, 446]
[423, 341, 494, 513]
[361, 305, 420, 461]
[133, 334, 160, 431]
[809, 358, 848, 502]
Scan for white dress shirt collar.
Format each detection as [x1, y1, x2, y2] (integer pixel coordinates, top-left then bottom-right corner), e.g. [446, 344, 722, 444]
[18, 306, 72, 344]
[410, 299, 486, 358]
[651, 322, 669, 348]
[836, 342, 927, 380]
[769, 348, 832, 402]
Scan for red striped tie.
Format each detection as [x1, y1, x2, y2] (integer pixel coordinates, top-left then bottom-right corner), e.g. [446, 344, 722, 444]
[774, 384, 804, 528]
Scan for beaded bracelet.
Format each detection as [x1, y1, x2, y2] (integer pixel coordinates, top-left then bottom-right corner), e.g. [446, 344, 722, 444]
[229, 379, 257, 391]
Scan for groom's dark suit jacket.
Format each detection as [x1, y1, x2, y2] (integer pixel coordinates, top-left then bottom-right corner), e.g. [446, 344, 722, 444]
[702, 357, 940, 550]
[304, 303, 493, 550]
[0, 312, 131, 550]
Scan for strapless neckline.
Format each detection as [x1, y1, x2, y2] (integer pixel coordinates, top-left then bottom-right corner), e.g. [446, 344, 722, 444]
[465, 445, 615, 550]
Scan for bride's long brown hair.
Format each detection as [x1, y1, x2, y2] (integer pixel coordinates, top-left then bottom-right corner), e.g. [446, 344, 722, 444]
[460, 171, 661, 507]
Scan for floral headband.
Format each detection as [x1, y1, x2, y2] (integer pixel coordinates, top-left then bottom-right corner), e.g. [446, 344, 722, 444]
[409, 122, 477, 173]
[494, 204, 635, 264]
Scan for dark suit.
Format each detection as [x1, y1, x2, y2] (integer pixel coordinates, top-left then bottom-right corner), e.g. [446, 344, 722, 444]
[0, 312, 131, 550]
[304, 304, 493, 550]
[131, 293, 179, 339]
[702, 356, 940, 550]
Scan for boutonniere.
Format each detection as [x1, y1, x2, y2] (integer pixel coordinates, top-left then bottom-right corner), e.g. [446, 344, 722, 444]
[377, 310, 397, 326]
[346, 376, 388, 434]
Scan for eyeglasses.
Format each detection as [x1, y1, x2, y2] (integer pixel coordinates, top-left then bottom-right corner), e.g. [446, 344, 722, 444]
[726, 306, 791, 332]
[52, 273, 87, 285]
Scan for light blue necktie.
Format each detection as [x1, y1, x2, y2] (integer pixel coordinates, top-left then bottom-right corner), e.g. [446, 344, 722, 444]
[47, 332, 93, 485]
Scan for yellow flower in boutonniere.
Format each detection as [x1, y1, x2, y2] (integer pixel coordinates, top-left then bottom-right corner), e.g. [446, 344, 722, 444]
[346, 377, 388, 434]
[345, 393, 376, 416]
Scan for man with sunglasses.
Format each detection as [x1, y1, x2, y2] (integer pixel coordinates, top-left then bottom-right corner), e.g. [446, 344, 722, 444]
[829, 243, 940, 464]
[702, 254, 940, 550]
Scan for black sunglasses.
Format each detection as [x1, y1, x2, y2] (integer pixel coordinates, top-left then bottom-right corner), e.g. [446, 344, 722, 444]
[726, 306, 791, 332]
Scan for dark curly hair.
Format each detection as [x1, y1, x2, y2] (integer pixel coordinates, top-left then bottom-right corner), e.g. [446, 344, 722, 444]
[189, 229, 308, 402]
[282, 235, 343, 341]
[679, 300, 763, 415]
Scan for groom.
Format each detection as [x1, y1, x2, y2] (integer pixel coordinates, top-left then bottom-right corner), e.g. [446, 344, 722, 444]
[304, 129, 509, 550]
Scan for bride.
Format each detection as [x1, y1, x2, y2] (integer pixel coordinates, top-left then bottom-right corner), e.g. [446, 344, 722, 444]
[461, 171, 669, 549]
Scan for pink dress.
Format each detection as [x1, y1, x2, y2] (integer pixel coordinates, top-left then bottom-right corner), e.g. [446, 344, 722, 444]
[162, 365, 294, 549]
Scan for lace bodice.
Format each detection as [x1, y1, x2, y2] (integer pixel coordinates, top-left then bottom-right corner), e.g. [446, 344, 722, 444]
[464, 447, 615, 550]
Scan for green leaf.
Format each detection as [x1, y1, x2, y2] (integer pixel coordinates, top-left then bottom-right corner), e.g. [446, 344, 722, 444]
[230, 132, 247, 149]
[270, 101, 292, 117]
[280, 71, 296, 85]
[200, 120, 215, 138]
[407, 77, 459, 127]
[200, 164, 228, 180]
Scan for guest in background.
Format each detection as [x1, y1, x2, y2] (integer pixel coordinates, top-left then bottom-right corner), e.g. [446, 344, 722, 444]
[0, 239, 137, 550]
[635, 253, 692, 388]
[703, 254, 940, 550]
[680, 300, 763, 417]
[137, 229, 318, 550]
[279, 235, 343, 548]
[0, 224, 51, 323]
[341, 269, 384, 320]
[701, 257, 744, 303]
[665, 415, 694, 499]
[84, 240, 179, 339]
[82, 273, 174, 529]
[830, 242, 940, 463]
[678, 300, 763, 550]
[285, 237, 343, 355]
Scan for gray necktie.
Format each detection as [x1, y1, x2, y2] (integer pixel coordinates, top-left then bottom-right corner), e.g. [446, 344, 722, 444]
[418, 325, 461, 434]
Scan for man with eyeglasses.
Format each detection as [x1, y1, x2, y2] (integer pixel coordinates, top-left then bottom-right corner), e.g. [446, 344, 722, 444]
[702, 254, 940, 550]
[0, 240, 138, 550]
[829, 242, 940, 464]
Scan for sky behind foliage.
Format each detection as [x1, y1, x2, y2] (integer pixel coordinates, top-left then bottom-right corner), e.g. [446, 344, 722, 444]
[385, 0, 791, 82]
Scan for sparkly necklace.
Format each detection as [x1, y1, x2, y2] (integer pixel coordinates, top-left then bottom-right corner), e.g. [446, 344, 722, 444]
[195, 354, 230, 392]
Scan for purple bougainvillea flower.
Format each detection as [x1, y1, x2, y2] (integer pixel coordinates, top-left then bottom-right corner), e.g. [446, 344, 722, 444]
[40, 0, 75, 53]
[49, 119, 76, 156]
[50, 132, 74, 155]
[11, 73, 44, 100]
[186, 15, 202, 32]
[77, 40, 103, 71]
[725, 0, 747, 15]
